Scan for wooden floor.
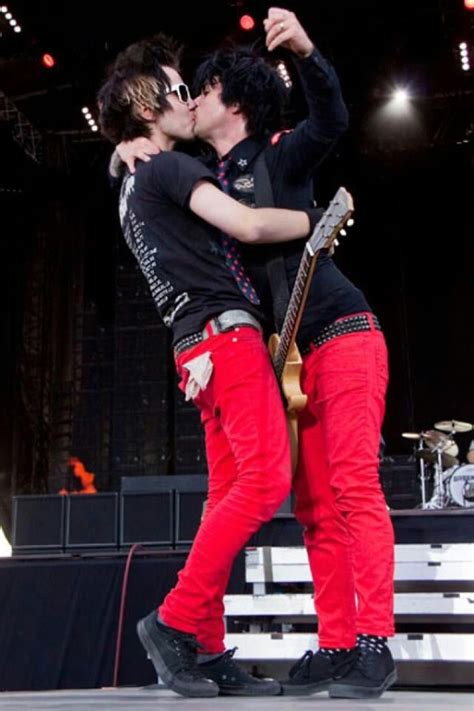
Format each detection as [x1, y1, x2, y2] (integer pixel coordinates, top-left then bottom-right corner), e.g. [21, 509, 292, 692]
[0, 688, 473, 710]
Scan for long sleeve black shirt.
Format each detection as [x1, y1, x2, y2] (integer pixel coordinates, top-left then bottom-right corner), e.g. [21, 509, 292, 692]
[201, 48, 371, 348]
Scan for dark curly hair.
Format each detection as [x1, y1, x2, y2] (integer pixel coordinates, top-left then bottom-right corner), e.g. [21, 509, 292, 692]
[98, 33, 183, 144]
[192, 46, 288, 138]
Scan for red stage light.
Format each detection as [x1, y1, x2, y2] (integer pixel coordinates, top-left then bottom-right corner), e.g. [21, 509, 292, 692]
[465, 0, 474, 9]
[239, 14, 255, 31]
[42, 53, 56, 68]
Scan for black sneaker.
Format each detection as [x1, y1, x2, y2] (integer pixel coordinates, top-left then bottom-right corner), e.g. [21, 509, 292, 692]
[329, 643, 397, 699]
[281, 649, 356, 696]
[199, 648, 281, 696]
[136, 611, 219, 697]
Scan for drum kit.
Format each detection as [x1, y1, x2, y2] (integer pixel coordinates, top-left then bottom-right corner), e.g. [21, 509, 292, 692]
[402, 420, 474, 509]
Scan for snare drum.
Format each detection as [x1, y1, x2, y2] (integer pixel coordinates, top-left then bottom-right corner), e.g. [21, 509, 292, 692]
[444, 464, 474, 508]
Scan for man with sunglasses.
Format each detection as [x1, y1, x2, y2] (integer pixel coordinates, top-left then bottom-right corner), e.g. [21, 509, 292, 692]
[99, 33, 323, 699]
[114, 6, 396, 700]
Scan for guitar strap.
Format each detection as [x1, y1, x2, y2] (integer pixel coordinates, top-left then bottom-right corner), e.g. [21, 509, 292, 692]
[253, 151, 290, 332]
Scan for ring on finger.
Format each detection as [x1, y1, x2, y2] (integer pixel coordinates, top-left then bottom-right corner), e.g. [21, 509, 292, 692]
[279, 21, 285, 32]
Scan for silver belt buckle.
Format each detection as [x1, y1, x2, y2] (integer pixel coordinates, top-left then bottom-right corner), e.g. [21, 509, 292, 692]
[217, 309, 260, 332]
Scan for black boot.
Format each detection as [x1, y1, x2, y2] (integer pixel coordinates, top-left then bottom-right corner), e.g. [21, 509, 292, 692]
[329, 635, 397, 699]
[199, 648, 281, 696]
[136, 611, 219, 698]
[281, 648, 356, 695]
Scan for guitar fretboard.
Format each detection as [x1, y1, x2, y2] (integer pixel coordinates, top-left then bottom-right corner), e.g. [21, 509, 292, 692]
[273, 247, 313, 380]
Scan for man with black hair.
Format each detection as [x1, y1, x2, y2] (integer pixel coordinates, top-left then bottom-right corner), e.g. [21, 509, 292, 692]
[99, 32, 322, 699]
[114, 6, 396, 700]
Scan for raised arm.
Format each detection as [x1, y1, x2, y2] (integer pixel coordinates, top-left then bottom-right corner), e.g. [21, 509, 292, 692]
[264, 7, 349, 177]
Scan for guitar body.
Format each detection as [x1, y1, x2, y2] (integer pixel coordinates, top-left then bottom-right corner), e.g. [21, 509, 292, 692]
[268, 333, 307, 412]
[267, 187, 354, 478]
[268, 333, 307, 475]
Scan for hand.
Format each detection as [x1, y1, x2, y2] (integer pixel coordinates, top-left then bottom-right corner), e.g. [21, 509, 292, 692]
[116, 137, 160, 174]
[264, 7, 314, 57]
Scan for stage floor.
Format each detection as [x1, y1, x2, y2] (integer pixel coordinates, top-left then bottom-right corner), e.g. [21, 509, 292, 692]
[0, 688, 472, 710]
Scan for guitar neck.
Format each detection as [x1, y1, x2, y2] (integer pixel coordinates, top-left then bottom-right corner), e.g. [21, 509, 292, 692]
[273, 247, 319, 380]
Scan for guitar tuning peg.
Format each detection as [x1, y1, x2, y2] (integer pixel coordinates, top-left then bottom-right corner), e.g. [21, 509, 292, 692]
[334, 238, 340, 246]
[339, 229, 347, 237]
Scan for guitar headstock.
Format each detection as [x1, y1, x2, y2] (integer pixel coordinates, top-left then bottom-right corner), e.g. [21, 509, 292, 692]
[307, 187, 354, 256]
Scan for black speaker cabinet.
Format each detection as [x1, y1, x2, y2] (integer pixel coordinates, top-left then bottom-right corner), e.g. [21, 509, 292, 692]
[12, 495, 65, 554]
[120, 491, 174, 547]
[65, 493, 118, 550]
[175, 490, 207, 546]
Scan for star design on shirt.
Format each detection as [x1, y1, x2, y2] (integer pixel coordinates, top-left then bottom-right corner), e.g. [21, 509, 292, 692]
[237, 158, 248, 169]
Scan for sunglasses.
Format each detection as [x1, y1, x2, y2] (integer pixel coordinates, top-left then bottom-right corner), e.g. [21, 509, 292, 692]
[165, 83, 192, 104]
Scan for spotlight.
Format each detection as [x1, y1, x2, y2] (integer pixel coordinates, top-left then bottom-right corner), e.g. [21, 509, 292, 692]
[392, 88, 410, 105]
[91, 125, 99, 132]
[464, 0, 474, 9]
[458, 41, 471, 72]
[81, 107, 89, 114]
[5, 11, 11, 18]
[0, 6, 8, 12]
[42, 53, 56, 69]
[276, 61, 292, 89]
[239, 14, 255, 31]
[13, 25, 20, 32]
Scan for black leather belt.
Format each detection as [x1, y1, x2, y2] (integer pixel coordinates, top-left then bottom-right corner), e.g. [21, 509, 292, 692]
[174, 310, 262, 357]
[301, 313, 381, 355]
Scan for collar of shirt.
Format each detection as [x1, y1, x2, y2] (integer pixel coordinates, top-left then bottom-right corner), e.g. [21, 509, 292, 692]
[202, 136, 265, 174]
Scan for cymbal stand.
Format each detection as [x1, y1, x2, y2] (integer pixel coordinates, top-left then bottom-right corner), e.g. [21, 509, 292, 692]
[417, 436, 427, 508]
[431, 442, 447, 509]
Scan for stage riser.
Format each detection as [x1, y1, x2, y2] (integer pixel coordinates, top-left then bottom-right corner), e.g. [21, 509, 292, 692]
[221, 545, 474, 685]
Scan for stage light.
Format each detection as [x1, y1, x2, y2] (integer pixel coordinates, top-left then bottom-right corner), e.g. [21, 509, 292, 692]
[458, 41, 471, 72]
[239, 14, 255, 31]
[9, 18, 15, 25]
[5, 11, 11, 18]
[276, 61, 292, 88]
[42, 53, 56, 69]
[81, 107, 98, 132]
[0, 6, 8, 12]
[13, 25, 20, 32]
[392, 88, 410, 105]
[464, 0, 474, 9]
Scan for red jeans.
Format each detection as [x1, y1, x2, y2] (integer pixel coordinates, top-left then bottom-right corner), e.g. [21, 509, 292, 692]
[294, 314, 395, 648]
[159, 326, 291, 652]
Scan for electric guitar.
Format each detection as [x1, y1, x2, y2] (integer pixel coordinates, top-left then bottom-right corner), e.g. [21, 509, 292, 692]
[268, 187, 354, 472]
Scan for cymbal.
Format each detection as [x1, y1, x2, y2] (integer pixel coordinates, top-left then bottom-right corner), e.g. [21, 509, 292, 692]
[402, 432, 422, 440]
[423, 429, 451, 447]
[416, 449, 459, 469]
[434, 420, 473, 434]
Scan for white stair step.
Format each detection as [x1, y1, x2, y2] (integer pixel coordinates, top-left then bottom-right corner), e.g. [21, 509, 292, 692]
[246, 545, 474, 583]
[224, 592, 474, 617]
[224, 632, 474, 662]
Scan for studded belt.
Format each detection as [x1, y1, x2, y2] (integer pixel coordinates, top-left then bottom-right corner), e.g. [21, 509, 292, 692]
[174, 310, 263, 357]
[301, 313, 382, 355]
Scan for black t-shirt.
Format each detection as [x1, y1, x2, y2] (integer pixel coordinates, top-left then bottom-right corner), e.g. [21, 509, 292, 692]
[119, 151, 264, 344]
